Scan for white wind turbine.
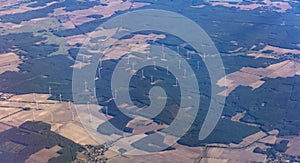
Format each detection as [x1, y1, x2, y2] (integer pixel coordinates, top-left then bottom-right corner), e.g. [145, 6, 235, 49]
[68, 101, 75, 121]
[49, 87, 52, 96]
[105, 106, 108, 117]
[36, 100, 40, 110]
[131, 62, 136, 72]
[84, 81, 88, 92]
[94, 87, 97, 97]
[33, 93, 36, 102]
[32, 93, 38, 121]
[166, 65, 169, 75]
[59, 94, 62, 103]
[50, 111, 54, 123]
[32, 109, 36, 121]
[141, 69, 145, 79]
[186, 51, 191, 60]
[68, 100, 71, 110]
[127, 55, 130, 64]
[161, 44, 167, 61]
[99, 57, 103, 68]
[113, 89, 118, 100]
[150, 75, 154, 85]
[153, 61, 157, 70]
[71, 110, 75, 121]
[173, 77, 178, 87]
[96, 66, 102, 80]
[79, 55, 85, 69]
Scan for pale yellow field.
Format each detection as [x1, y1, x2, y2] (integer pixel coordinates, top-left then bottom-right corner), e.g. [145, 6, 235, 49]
[247, 53, 278, 59]
[217, 60, 300, 96]
[229, 131, 267, 148]
[109, 143, 205, 163]
[259, 135, 277, 145]
[210, 0, 292, 13]
[230, 111, 246, 122]
[52, 0, 150, 29]
[70, 32, 165, 69]
[0, 123, 12, 133]
[0, 93, 275, 163]
[0, 52, 22, 74]
[206, 146, 266, 162]
[260, 45, 300, 55]
[57, 121, 99, 145]
[0, 1, 58, 16]
[0, 93, 99, 146]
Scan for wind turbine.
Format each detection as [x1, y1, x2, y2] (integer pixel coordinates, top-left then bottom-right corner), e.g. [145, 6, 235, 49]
[71, 110, 75, 121]
[68, 100, 71, 110]
[131, 62, 135, 71]
[79, 61, 82, 69]
[173, 77, 178, 87]
[197, 61, 200, 70]
[32, 109, 36, 121]
[186, 51, 191, 59]
[99, 58, 103, 68]
[292, 54, 296, 74]
[33, 93, 36, 102]
[178, 59, 182, 69]
[59, 94, 62, 103]
[153, 61, 157, 70]
[97, 66, 102, 80]
[94, 87, 97, 97]
[201, 52, 207, 61]
[141, 69, 145, 79]
[150, 75, 155, 85]
[50, 111, 54, 123]
[36, 100, 40, 110]
[105, 106, 108, 117]
[79, 55, 85, 69]
[161, 44, 167, 61]
[95, 59, 103, 80]
[72, 105, 78, 121]
[49, 87, 52, 96]
[84, 81, 88, 92]
[166, 65, 169, 75]
[127, 55, 130, 64]
[82, 55, 85, 64]
[113, 89, 118, 100]
[161, 44, 165, 54]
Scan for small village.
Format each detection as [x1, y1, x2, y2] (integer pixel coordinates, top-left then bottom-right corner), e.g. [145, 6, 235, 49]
[75, 144, 109, 163]
[0, 92, 14, 101]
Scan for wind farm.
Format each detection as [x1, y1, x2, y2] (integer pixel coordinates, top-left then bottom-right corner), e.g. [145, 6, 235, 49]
[0, 0, 300, 162]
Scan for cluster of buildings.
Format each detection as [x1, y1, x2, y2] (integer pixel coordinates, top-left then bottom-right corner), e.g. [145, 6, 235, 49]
[267, 151, 300, 163]
[0, 92, 14, 101]
[75, 144, 109, 163]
